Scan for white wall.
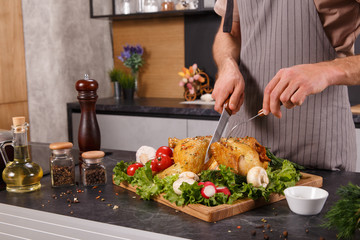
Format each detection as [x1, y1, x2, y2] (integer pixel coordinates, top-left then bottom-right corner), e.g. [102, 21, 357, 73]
[22, 0, 113, 143]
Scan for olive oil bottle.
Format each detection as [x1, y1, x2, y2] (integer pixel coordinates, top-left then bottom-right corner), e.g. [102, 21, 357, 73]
[2, 117, 43, 192]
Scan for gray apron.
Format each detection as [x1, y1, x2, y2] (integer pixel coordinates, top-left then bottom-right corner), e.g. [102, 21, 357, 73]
[228, 0, 357, 171]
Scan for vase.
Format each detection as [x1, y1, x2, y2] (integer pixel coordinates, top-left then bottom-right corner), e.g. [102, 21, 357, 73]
[131, 71, 139, 93]
[114, 82, 122, 99]
[123, 88, 134, 100]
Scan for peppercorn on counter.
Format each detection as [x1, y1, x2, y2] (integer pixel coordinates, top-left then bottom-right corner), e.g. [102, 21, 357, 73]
[0, 142, 359, 240]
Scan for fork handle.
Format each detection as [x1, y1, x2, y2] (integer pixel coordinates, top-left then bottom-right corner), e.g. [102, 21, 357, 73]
[258, 102, 283, 116]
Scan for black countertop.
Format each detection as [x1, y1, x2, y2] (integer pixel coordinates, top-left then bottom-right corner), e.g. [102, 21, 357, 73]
[67, 97, 360, 129]
[1, 143, 359, 240]
[67, 97, 220, 120]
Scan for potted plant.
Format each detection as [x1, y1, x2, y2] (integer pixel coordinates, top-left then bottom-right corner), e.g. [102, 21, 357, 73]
[119, 71, 136, 100]
[118, 44, 144, 93]
[108, 68, 122, 99]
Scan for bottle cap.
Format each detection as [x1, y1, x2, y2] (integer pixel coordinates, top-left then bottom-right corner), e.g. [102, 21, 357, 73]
[12, 117, 25, 126]
[82, 151, 105, 159]
[49, 142, 73, 150]
[12, 116, 26, 133]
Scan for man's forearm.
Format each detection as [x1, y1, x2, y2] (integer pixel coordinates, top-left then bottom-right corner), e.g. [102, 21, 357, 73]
[212, 19, 241, 72]
[330, 55, 360, 86]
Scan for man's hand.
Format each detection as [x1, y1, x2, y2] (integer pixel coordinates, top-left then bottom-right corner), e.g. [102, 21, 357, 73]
[212, 18, 242, 114]
[262, 62, 340, 118]
[212, 58, 245, 114]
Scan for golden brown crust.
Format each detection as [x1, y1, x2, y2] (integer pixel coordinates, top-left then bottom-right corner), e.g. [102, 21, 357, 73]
[157, 136, 211, 178]
[210, 137, 268, 176]
[160, 136, 269, 178]
[222, 137, 270, 162]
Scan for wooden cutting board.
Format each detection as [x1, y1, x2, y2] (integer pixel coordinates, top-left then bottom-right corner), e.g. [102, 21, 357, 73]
[113, 172, 323, 222]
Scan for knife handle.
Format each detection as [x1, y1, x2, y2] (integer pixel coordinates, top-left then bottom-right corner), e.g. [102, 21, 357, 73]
[224, 99, 232, 115]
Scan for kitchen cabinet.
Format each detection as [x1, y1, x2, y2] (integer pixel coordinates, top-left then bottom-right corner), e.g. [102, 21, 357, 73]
[71, 113, 218, 151]
[66, 97, 220, 147]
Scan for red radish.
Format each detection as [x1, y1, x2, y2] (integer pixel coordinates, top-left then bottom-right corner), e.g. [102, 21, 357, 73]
[200, 184, 216, 199]
[216, 186, 231, 197]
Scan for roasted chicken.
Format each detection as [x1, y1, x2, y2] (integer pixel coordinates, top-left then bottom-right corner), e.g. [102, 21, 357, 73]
[157, 136, 211, 178]
[157, 136, 270, 178]
[207, 137, 270, 176]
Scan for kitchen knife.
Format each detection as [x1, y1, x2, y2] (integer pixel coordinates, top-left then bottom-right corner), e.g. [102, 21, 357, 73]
[204, 99, 232, 164]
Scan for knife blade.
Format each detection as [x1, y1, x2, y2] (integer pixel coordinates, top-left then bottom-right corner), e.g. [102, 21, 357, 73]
[204, 100, 232, 164]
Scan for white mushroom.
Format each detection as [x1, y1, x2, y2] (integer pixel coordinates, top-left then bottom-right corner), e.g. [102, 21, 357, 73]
[136, 146, 156, 165]
[178, 171, 199, 181]
[173, 178, 196, 195]
[246, 166, 269, 188]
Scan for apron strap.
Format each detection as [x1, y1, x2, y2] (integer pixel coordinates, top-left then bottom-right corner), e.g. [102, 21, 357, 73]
[223, 0, 234, 33]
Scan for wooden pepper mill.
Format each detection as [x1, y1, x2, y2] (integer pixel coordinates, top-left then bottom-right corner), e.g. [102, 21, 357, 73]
[75, 74, 101, 157]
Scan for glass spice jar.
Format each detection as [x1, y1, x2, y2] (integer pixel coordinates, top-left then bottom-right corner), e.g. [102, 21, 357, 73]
[143, 0, 159, 12]
[81, 151, 107, 186]
[161, 0, 175, 11]
[49, 142, 75, 188]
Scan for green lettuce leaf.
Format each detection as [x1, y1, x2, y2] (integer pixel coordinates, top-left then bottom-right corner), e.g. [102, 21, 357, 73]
[113, 161, 134, 185]
[266, 160, 301, 194]
[132, 161, 164, 200]
[113, 153, 302, 206]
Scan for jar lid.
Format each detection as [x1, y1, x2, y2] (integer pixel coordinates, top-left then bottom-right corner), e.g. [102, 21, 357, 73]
[12, 116, 26, 133]
[12, 116, 25, 126]
[82, 151, 105, 159]
[49, 142, 73, 150]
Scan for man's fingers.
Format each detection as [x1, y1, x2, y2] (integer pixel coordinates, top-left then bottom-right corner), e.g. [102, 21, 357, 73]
[280, 82, 300, 109]
[212, 88, 231, 113]
[228, 82, 245, 114]
[268, 76, 289, 118]
[263, 71, 282, 115]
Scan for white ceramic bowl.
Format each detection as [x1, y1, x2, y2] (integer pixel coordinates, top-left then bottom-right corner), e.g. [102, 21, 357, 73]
[284, 186, 328, 215]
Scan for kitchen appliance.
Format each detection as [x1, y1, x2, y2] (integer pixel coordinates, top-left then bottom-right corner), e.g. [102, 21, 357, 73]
[0, 130, 14, 190]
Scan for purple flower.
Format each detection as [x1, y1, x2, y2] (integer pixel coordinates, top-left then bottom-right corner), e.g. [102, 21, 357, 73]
[135, 45, 143, 55]
[118, 44, 144, 73]
[122, 51, 131, 59]
[123, 44, 131, 52]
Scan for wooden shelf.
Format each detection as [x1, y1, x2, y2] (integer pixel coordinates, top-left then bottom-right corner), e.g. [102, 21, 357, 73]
[90, 0, 215, 21]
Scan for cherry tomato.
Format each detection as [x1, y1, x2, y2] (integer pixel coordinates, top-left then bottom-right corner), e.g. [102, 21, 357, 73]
[156, 146, 173, 158]
[127, 163, 144, 176]
[153, 154, 173, 171]
[150, 160, 159, 172]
